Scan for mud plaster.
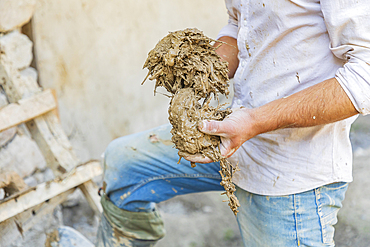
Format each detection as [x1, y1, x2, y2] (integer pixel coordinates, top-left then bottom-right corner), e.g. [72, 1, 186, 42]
[143, 28, 240, 215]
[45, 229, 59, 247]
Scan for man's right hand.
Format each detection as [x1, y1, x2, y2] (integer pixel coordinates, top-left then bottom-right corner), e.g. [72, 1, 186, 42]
[185, 107, 257, 164]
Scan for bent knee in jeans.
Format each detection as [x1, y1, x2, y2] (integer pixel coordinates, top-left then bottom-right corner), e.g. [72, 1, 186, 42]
[102, 124, 222, 212]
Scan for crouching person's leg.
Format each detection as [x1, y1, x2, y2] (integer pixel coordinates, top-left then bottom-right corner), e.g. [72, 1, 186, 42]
[96, 124, 223, 247]
[96, 194, 163, 247]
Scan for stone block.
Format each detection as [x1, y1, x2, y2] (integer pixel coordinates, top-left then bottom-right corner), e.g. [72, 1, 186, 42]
[0, 132, 46, 178]
[0, 0, 36, 32]
[0, 55, 41, 102]
[0, 31, 33, 70]
[20, 66, 38, 81]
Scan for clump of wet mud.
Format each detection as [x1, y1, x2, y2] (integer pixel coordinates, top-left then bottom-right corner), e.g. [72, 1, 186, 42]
[143, 28, 240, 215]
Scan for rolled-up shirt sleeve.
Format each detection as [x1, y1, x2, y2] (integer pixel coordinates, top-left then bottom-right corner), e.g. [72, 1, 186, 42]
[216, 0, 239, 40]
[321, 0, 370, 115]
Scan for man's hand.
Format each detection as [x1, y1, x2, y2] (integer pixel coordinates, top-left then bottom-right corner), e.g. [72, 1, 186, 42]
[185, 107, 256, 164]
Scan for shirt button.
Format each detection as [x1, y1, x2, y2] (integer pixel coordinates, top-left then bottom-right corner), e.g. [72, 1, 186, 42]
[237, 99, 242, 105]
[243, 20, 247, 26]
[241, 60, 247, 67]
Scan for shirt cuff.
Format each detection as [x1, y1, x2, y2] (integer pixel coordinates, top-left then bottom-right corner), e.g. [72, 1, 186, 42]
[216, 21, 238, 40]
[335, 57, 370, 115]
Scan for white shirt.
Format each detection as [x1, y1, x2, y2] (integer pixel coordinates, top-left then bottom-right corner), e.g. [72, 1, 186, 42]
[218, 0, 370, 195]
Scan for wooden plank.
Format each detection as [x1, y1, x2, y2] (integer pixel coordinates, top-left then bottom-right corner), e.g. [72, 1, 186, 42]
[0, 58, 80, 174]
[0, 40, 102, 225]
[26, 112, 79, 174]
[50, 88, 60, 120]
[0, 89, 56, 132]
[0, 55, 41, 103]
[0, 188, 75, 247]
[0, 171, 28, 196]
[79, 180, 103, 215]
[0, 161, 102, 222]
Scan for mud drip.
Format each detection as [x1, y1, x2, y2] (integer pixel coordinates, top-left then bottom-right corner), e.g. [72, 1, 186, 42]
[143, 28, 240, 215]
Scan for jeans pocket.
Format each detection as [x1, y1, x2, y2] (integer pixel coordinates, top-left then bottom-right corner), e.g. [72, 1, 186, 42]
[315, 183, 347, 245]
[321, 211, 337, 244]
[315, 188, 334, 244]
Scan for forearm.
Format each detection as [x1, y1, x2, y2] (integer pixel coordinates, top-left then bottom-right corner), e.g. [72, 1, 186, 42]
[187, 77, 359, 163]
[249, 77, 359, 136]
[214, 36, 239, 79]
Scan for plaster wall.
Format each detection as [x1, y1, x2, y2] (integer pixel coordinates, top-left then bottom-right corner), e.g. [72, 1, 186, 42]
[32, 0, 228, 161]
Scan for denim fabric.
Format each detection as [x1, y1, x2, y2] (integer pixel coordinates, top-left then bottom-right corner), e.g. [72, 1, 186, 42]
[103, 124, 223, 212]
[102, 124, 348, 246]
[235, 182, 348, 247]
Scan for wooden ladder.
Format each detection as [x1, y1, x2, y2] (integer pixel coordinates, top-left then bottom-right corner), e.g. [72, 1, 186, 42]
[0, 51, 103, 246]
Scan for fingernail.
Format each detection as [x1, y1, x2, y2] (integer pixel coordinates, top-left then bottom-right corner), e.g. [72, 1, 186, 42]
[198, 121, 206, 130]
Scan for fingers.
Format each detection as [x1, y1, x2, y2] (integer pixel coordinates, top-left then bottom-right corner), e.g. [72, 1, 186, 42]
[184, 153, 213, 164]
[184, 144, 236, 164]
[219, 137, 237, 158]
[198, 120, 239, 158]
[198, 120, 229, 137]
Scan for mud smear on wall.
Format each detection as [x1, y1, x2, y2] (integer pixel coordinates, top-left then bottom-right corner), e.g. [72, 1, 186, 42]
[143, 28, 240, 215]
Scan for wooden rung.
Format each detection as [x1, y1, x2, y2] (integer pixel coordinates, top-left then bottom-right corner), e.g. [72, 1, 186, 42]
[0, 161, 102, 223]
[0, 89, 57, 132]
[79, 180, 103, 215]
[1, 54, 78, 175]
[26, 112, 80, 175]
[0, 171, 28, 196]
[0, 188, 75, 247]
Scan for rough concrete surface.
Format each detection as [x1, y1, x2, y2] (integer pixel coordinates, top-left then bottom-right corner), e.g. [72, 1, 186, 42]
[156, 193, 242, 247]
[334, 115, 370, 247]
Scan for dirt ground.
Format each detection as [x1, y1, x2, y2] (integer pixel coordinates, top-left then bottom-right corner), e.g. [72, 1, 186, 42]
[9, 116, 370, 247]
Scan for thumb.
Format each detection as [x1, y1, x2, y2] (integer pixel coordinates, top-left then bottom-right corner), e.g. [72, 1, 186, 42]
[198, 120, 227, 137]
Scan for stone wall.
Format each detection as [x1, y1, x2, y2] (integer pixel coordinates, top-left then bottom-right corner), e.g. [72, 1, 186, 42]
[0, 0, 46, 183]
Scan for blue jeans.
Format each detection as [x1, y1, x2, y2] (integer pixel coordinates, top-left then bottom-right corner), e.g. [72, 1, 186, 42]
[101, 124, 348, 246]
